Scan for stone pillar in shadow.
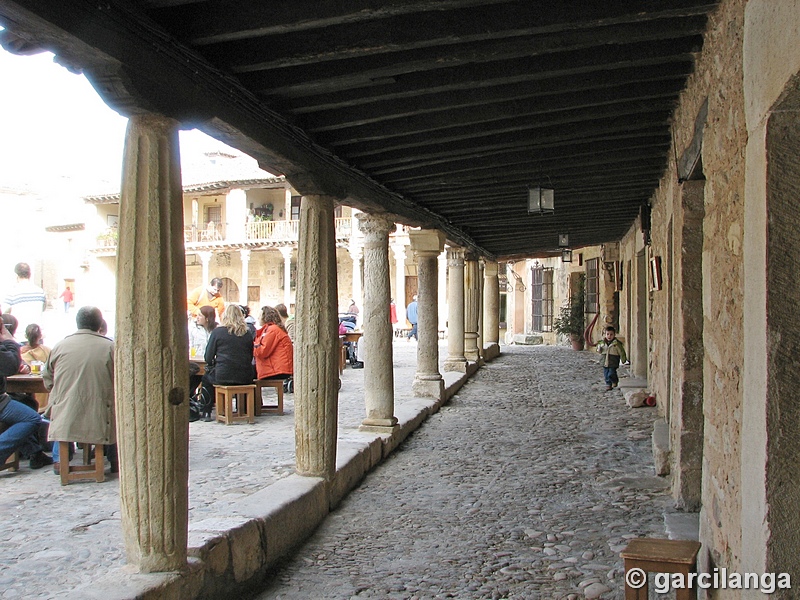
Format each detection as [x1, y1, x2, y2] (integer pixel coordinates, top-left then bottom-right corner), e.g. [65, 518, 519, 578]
[464, 253, 481, 362]
[116, 115, 188, 572]
[444, 247, 467, 372]
[409, 230, 446, 399]
[357, 213, 397, 431]
[295, 195, 339, 480]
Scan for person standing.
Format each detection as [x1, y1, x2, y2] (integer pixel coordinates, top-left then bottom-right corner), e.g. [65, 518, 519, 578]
[406, 295, 419, 341]
[59, 286, 74, 313]
[43, 306, 116, 470]
[596, 326, 628, 391]
[187, 277, 225, 319]
[2, 262, 46, 340]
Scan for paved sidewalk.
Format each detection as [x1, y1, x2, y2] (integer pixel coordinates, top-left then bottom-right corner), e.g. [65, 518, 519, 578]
[255, 345, 669, 600]
[0, 340, 435, 599]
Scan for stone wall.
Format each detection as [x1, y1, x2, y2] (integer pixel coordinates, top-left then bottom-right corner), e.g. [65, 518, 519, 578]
[622, 0, 749, 581]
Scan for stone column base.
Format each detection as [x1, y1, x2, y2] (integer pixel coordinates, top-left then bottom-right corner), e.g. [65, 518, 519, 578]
[359, 419, 399, 434]
[444, 359, 468, 373]
[412, 377, 444, 399]
[464, 349, 480, 362]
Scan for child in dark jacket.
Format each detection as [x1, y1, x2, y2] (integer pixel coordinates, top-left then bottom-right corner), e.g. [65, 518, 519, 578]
[596, 326, 628, 391]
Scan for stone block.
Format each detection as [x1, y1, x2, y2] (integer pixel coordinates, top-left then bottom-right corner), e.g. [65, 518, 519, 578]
[652, 419, 671, 476]
[229, 520, 264, 582]
[625, 390, 648, 408]
[512, 334, 543, 345]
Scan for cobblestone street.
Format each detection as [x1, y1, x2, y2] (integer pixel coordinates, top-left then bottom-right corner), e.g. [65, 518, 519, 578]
[256, 345, 669, 600]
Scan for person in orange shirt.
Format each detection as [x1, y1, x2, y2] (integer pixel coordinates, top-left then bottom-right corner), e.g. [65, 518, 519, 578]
[253, 306, 293, 383]
[187, 278, 225, 318]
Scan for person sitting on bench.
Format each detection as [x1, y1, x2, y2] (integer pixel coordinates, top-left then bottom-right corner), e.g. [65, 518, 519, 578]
[253, 306, 293, 387]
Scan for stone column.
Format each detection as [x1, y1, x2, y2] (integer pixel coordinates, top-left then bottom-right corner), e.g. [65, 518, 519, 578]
[295, 194, 339, 480]
[199, 251, 212, 286]
[279, 246, 293, 308]
[444, 248, 467, 372]
[464, 253, 481, 362]
[350, 245, 363, 316]
[357, 214, 397, 431]
[191, 198, 199, 242]
[483, 260, 501, 359]
[409, 230, 447, 399]
[239, 249, 251, 305]
[478, 259, 485, 359]
[115, 114, 188, 572]
[438, 251, 448, 334]
[391, 243, 407, 326]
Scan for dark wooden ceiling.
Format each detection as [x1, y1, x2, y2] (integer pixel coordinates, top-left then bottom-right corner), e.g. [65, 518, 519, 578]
[0, 0, 719, 259]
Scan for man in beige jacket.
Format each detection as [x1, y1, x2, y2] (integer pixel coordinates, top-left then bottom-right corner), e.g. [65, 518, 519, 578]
[43, 306, 115, 471]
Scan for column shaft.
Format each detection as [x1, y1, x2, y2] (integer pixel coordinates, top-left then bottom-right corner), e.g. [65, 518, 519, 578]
[444, 248, 467, 372]
[116, 115, 188, 572]
[295, 195, 339, 479]
[392, 245, 407, 326]
[357, 214, 397, 429]
[239, 249, 251, 305]
[483, 260, 501, 359]
[280, 247, 293, 308]
[464, 254, 481, 362]
[409, 230, 446, 397]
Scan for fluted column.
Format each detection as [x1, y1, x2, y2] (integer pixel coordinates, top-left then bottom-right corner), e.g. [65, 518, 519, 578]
[199, 251, 212, 287]
[438, 251, 448, 334]
[295, 195, 339, 480]
[444, 248, 467, 372]
[239, 249, 251, 305]
[409, 230, 446, 398]
[391, 243, 407, 327]
[483, 260, 501, 359]
[279, 246, 293, 308]
[116, 114, 188, 572]
[464, 253, 481, 362]
[357, 214, 397, 430]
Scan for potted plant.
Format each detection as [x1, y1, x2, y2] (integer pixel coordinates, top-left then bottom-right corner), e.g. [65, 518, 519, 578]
[554, 276, 585, 350]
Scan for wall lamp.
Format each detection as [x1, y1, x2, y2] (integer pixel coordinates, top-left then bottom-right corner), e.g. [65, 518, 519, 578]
[561, 249, 573, 263]
[528, 187, 554, 214]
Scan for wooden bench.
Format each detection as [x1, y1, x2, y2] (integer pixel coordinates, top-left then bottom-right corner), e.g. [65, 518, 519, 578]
[620, 538, 702, 600]
[0, 423, 20, 473]
[58, 441, 106, 485]
[215, 384, 256, 424]
[254, 379, 284, 416]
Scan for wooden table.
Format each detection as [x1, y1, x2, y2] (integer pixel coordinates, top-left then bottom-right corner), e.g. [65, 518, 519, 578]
[6, 374, 50, 411]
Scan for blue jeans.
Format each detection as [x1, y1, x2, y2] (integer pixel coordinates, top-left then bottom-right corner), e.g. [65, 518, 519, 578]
[603, 367, 619, 386]
[407, 322, 418, 340]
[0, 398, 43, 464]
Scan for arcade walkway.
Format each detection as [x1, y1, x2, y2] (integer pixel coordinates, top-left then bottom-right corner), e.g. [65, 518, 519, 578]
[255, 344, 672, 599]
[0, 343, 674, 599]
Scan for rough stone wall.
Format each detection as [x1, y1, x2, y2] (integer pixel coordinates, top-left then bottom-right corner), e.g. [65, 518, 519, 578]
[642, 0, 748, 581]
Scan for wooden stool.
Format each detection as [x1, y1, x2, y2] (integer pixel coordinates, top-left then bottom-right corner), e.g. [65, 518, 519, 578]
[254, 379, 284, 416]
[0, 423, 20, 473]
[621, 538, 702, 600]
[215, 384, 256, 424]
[59, 441, 105, 485]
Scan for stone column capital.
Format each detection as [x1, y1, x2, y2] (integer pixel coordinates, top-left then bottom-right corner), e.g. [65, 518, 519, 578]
[239, 248, 251, 261]
[356, 212, 394, 238]
[447, 247, 466, 267]
[484, 260, 499, 277]
[198, 251, 213, 265]
[408, 229, 446, 254]
[279, 246, 294, 260]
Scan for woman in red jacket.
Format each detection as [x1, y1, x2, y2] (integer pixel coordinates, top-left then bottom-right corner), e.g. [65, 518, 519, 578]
[253, 305, 293, 382]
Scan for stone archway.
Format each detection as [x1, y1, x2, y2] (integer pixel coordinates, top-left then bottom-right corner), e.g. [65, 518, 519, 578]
[763, 83, 800, 583]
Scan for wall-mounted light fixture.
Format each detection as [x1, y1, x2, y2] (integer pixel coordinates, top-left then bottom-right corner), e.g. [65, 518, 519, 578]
[561, 249, 573, 262]
[558, 233, 569, 247]
[528, 187, 554, 214]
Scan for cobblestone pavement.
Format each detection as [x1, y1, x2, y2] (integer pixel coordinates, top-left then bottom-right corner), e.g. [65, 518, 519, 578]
[255, 345, 670, 600]
[0, 339, 423, 599]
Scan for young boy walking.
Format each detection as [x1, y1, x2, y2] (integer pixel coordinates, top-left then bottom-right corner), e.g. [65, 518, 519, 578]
[596, 326, 627, 391]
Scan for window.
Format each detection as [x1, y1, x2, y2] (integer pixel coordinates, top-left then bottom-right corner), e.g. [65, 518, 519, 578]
[291, 196, 301, 221]
[531, 265, 554, 332]
[586, 258, 600, 313]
